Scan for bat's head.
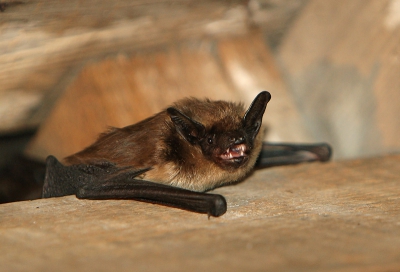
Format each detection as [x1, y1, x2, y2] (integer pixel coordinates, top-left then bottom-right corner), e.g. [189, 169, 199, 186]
[167, 91, 271, 171]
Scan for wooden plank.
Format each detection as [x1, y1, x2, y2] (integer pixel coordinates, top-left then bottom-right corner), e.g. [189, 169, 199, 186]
[278, 0, 400, 159]
[248, 0, 308, 48]
[23, 42, 241, 160]
[25, 32, 309, 161]
[1, 155, 400, 271]
[217, 32, 312, 142]
[0, 0, 310, 134]
[0, 0, 249, 133]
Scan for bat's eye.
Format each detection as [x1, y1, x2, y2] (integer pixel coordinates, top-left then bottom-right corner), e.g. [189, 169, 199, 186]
[207, 137, 213, 144]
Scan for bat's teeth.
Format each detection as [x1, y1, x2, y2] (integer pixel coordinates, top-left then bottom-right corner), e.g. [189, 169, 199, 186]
[220, 144, 248, 160]
[231, 144, 246, 153]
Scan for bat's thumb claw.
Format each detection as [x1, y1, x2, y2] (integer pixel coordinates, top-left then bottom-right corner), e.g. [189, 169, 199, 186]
[209, 195, 227, 217]
[315, 143, 332, 162]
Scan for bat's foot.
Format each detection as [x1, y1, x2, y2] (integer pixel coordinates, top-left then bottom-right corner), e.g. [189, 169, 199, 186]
[42, 156, 81, 198]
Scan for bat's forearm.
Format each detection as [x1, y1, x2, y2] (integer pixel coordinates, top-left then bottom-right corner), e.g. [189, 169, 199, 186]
[255, 142, 332, 168]
[76, 179, 227, 217]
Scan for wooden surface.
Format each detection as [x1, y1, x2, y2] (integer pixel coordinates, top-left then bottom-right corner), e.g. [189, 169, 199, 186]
[4, 0, 399, 160]
[0, 0, 249, 133]
[24, 32, 310, 161]
[1, 155, 400, 271]
[0, 0, 305, 134]
[278, 0, 400, 158]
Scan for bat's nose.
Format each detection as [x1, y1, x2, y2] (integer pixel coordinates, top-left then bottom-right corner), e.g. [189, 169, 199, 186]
[233, 136, 245, 145]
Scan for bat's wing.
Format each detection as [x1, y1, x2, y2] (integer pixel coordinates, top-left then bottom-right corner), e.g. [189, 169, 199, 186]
[255, 142, 332, 169]
[42, 155, 133, 198]
[42, 156, 226, 217]
[43, 141, 331, 217]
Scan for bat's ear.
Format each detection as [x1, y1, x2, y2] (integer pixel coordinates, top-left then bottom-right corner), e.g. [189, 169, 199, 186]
[167, 107, 205, 144]
[243, 91, 271, 140]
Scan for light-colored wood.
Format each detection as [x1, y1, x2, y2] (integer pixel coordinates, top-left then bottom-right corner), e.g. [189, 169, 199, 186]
[24, 32, 309, 161]
[217, 33, 312, 142]
[278, 0, 400, 159]
[0, 0, 306, 134]
[0, 0, 250, 133]
[23, 45, 240, 160]
[248, 0, 308, 48]
[1, 155, 400, 271]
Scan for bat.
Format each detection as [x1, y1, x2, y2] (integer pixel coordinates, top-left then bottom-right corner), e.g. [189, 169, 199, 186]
[42, 91, 331, 217]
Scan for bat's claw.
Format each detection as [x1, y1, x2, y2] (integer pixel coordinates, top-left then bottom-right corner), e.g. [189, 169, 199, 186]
[208, 194, 227, 217]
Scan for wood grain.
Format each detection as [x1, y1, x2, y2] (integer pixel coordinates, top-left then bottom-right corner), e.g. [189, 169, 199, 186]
[1, 155, 399, 271]
[0, 0, 249, 133]
[25, 32, 308, 161]
[278, 0, 400, 158]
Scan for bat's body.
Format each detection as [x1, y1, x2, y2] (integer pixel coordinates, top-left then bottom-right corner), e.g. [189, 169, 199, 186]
[64, 95, 266, 192]
[43, 91, 331, 217]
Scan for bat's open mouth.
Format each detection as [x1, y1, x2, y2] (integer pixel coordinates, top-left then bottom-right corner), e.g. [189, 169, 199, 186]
[220, 144, 248, 163]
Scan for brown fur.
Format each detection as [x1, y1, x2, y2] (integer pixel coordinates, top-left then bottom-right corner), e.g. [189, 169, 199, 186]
[65, 95, 268, 192]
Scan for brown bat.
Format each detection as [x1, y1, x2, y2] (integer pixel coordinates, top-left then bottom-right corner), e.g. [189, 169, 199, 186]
[43, 91, 331, 217]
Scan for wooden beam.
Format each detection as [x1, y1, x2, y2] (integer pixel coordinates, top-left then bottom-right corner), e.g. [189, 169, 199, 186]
[1, 155, 400, 271]
[278, 0, 400, 158]
[0, 0, 249, 133]
[25, 33, 309, 161]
